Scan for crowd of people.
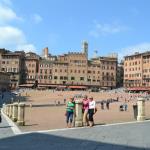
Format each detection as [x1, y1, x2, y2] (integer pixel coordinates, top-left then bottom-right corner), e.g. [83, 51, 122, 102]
[65, 95, 97, 128]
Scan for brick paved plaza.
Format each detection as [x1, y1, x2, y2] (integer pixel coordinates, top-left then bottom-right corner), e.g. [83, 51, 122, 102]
[18, 90, 150, 132]
[0, 89, 150, 150]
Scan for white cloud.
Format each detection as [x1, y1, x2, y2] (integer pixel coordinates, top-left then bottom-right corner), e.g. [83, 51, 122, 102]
[0, 0, 23, 25]
[0, 26, 25, 45]
[0, 6, 18, 24]
[0, 1, 36, 52]
[118, 42, 150, 61]
[89, 22, 128, 37]
[0, 26, 36, 51]
[17, 44, 36, 52]
[32, 14, 43, 24]
[1, 0, 12, 6]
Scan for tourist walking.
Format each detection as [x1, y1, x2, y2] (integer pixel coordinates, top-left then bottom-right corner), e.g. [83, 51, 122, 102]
[88, 97, 96, 127]
[100, 100, 104, 110]
[82, 95, 89, 126]
[106, 100, 110, 110]
[65, 97, 75, 128]
[123, 101, 128, 111]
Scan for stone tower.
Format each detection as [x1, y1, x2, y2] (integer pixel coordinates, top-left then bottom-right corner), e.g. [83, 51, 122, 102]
[82, 41, 88, 59]
[43, 47, 48, 59]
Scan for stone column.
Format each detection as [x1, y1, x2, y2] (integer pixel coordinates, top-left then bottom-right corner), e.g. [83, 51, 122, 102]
[2, 104, 6, 114]
[8, 104, 11, 118]
[4, 104, 7, 114]
[10, 104, 13, 118]
[137, 97, 146, 121]
[6, 105, 9, 116]
[75, 100, 83, 127]
[12, 103, 18, 122]
[17, 103, 25, 126]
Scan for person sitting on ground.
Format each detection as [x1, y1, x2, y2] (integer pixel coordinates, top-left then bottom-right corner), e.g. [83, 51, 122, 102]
[65, 97, 75, 128]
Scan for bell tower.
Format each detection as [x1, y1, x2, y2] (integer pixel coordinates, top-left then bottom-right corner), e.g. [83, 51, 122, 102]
[82, 41, 88, 59]
[43, 47, 48, 59]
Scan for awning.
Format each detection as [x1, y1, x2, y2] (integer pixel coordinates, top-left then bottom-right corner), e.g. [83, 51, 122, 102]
[57, 85, 67, 88]
[38, 84, 58, 87]
[68, 86, 87, 89]
[127, 87, 150, 91]
[19, 84, 34, 87]
[100, 87, 110, 89]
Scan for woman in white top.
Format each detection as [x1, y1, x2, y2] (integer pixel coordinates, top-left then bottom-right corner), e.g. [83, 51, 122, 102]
[88, 97, 96, 127]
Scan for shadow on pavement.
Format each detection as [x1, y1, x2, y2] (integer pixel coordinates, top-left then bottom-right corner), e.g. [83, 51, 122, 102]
[0, 126, 12, 129]
[0, 132, 148, 150]
[94, 123, 106, 126]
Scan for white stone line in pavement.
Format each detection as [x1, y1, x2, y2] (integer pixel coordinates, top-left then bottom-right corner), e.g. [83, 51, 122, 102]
[1, 110, 21, 135]
[19, 126, 88, 135]
[20, 119, 150, 135]
[99, 119, 150, 127]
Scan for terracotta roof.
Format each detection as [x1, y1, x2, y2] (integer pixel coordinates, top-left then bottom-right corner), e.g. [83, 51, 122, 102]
[38, 85, 67, 88]
[68, 86, 87, 89]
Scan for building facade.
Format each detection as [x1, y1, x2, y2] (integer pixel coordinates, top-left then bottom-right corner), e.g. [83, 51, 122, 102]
[0, 50, 25, 89]
[24, 52, 39, 86]
[117, 61, 124, 87]
[0, 72, 10, 91]
[124, 51, 150, 88]
[37, 43, 117, 89]
[0, 42, 118, 89]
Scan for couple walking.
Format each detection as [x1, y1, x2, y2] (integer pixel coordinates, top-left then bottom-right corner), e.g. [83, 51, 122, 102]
[83, 95, 97, 127]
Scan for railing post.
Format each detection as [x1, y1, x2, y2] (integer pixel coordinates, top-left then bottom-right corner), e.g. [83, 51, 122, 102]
[2, 104, 6, 114]
[75, 100, 83, 127]
[6, 104, 9, 116]
[8, 104, 11, 118]
[137, 97, 146, 121]
[17, 103, 25, 126]
[12, 103, 18, 122]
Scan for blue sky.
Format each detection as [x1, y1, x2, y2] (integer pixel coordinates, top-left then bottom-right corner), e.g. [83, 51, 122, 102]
[0, 0, 150, 60]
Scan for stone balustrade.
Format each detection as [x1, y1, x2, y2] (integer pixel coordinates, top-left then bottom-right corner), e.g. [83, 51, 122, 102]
[2, 101, 25, 126]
